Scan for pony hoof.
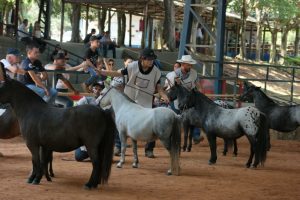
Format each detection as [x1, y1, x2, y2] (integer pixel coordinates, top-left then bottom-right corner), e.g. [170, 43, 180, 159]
[187, 149, 191, 152]
[32, 179, 40, 185]
[222, 152, 227, 156]
[132, 163, 138, 168]
[116, 163, 123, 168]
[27, 179, 34, 184]
[46, 177, 52, 182]
[166, 169, 172, 176]
[208, 161, 216, 165]
[245, 164, 251, 168]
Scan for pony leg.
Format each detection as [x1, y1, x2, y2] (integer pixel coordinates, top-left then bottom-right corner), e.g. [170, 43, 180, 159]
[27, 144, 43, 184]
[132, 139, 139, 168]
[40, 147, 52, 182]
[233, 139, 238, 156]
[245, 136, 255, 168]
[223, 139, 228, 156]
[117, 132, 127, 168]
[85, 147, 101, 189]
[182, 123, 189, 152]
[207, 134, 217, 165]
[187, 126, 193, 152]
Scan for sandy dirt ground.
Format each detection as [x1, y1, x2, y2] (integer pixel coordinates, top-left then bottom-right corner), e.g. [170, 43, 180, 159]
[0, 136, 300, 200]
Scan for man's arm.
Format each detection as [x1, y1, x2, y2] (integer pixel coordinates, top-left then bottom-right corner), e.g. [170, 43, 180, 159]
[28, 71, 49, 95]
[85, 59, 96, 69]
[99, 69, 123, 77]
[156, 83, 170, 103]
[6, 65, 26, 75]
[61, 78, 79, 94]
[66, 61, 88, 71]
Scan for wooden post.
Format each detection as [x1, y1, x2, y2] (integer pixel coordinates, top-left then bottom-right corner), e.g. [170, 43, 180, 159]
[60, 0, 65, 43]
[108, 10, 111, 33]
[15, 0, 20, 36]
[249, 25, 253, 58]
[262, 26, 266, 57]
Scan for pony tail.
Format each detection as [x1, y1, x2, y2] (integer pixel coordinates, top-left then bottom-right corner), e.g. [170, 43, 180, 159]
[255, 113, 269, 166]
[98, 110, 116, 185]
[170, 115, 181, 175]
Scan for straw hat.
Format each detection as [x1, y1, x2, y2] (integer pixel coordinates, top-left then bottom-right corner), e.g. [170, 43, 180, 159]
[176, 55, 197, 64]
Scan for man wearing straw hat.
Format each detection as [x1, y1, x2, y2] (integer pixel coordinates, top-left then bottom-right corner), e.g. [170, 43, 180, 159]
[166, 54, 204, 144]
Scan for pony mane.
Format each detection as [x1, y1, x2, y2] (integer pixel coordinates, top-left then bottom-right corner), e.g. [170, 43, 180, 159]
[113, 87, 137, 104]
[193, 89, 216, 106]
[254, 87, 276, 105]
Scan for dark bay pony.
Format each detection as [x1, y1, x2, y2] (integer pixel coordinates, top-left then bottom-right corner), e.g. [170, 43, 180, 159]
[0, 79, 116, 189]
[242, 83, 300, 132]
[0, 103, 55, 179]
[168, 83, 269, 168]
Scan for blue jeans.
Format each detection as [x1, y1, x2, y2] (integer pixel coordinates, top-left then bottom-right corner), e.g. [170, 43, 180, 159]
[84, 67, 107, 86]
[26, 84, 57, 104]
[55, 96, 73, 108]
[75, 147, 89, 162]
[169, 102, 201, 139]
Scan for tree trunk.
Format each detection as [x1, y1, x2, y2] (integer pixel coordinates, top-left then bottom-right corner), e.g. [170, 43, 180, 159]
[70, 3, 81, 43]
[295, 26, 299, 56]
[279, 27, 289, 64]
[269, 31, 278, 64]
[238, 0, 248, 59]
[255, 7, 262, 62]
[98, 7, 107, 34]
[117, 12, 126, 47]
[163, 0, 175, 51]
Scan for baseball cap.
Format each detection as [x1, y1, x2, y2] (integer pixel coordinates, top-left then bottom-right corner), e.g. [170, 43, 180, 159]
[7, 48, 20, 56]
[140, 48, 157, 60]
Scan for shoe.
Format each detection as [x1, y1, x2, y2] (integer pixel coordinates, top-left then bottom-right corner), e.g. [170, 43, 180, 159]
[114, 147, 121, 156]
[193, 136, 204, 144]
[145, 150, 155, 158]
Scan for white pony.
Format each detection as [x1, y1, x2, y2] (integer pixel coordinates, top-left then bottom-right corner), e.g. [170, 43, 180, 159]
[99, 87, 181, 175]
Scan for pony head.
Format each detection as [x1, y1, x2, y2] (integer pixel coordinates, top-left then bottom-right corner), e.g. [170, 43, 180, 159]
[240, 82, 259, 102]
[99, 86, 113, 108]
[167, 82, 193, 110]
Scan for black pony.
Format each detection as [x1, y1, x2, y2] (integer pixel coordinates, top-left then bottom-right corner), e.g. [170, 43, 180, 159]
[0, 79, 116, 189]
[241, 82, 300, 132]
[168, 83, 269, 168]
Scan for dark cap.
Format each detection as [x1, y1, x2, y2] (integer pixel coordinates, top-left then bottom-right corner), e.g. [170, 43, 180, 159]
[53, 52, 65, 60]
[90, 35, 98, 42]
[140, 48, 157, 60]
[7, 48, 20, 56]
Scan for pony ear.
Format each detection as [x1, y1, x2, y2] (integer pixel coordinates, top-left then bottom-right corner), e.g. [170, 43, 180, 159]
[174, 77, 180, 86]
[244, 81, 250, 89]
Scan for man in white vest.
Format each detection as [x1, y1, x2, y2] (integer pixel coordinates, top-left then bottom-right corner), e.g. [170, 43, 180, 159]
[99, 48, 169, 158]
[166, 55, 204, 144]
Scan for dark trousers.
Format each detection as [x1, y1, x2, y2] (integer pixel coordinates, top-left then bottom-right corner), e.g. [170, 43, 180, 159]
[102, 43, 116, 58]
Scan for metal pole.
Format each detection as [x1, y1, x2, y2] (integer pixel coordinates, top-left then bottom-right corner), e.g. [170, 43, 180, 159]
[262, 26, 266, 58]
[108, 10, 111, 33]
[129, 13, 132, 47]
[214, 0, 227, 94]
[60, 0, 65, 43]
[178, 0, 193, 58]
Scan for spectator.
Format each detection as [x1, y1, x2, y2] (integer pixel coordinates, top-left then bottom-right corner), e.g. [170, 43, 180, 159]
[98, 48, 169, 158]
[165, 55, 204, 144]
[175, 28, 180, 48]
[50, 44, 61, 62]
[0, 48, 25, 79]
[18, 19, 31, 44]
[74, 82, 105, 161]
[19, 43, 57, 104]
[45, 51, 87, 108]
[32, 21, 46, 53]
[100, 31, 116, 58]
[81, 35, 101, 92]
[83, 28, 96, 47]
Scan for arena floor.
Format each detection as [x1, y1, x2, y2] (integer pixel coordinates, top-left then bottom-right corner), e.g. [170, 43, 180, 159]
[0, 136, 299, 200]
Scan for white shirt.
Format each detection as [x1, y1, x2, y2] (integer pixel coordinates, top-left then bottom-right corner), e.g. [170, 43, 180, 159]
[45, 63, 71, 90]
[18, 23, 28, 39]
[0, 59, 16, 78]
